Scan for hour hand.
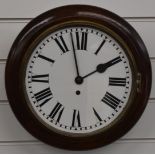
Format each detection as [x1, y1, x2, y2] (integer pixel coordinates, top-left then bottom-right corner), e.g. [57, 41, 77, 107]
[82, 56, 122, 79]
[96, 56, 122, 73]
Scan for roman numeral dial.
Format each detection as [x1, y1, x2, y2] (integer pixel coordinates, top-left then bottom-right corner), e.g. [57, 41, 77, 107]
[26, 26, 132, 133]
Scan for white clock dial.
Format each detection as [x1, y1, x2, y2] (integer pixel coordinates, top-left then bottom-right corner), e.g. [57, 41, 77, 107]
[25, 26, 132, 133]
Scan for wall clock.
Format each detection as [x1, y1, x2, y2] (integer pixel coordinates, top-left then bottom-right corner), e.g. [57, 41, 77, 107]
[5, 5, 152, 150]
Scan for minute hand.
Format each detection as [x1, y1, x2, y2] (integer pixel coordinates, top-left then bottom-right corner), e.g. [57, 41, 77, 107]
[82, 56, 122, 79]
[70, 33, 80, 77]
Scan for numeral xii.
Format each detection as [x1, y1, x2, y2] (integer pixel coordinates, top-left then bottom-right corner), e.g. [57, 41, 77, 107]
[75, 32, 88, 50]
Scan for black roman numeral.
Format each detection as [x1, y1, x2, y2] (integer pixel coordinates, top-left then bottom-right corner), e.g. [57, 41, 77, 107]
[38, 55, 55, 63]
[72, 109, 81, 127]
[93, 108, 102, 121]
[31, 74, 49, 83]
[49, 102, 64, 122]
[102, 92, 121, 110]
[109, 77, 126, 86]
[55, 36, 69, 53]
[75, 32, 88, 50]
[34, 87, 52, 107]
[95, 39, 106, 55]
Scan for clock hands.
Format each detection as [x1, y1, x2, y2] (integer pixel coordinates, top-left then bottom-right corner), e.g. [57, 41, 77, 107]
[70, 33, 84, 85]
[70, 32, 122, 84]
[81, 56, 122, 80]
[70, 33, 121, 85]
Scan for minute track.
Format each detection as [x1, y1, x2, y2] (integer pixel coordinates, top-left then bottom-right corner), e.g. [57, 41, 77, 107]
[25, 26, 132, 134]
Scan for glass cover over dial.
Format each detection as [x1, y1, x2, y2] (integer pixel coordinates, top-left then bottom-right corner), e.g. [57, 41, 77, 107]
[25, 26, 132, 133]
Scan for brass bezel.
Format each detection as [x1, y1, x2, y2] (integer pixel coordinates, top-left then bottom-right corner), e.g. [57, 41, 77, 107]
[21, 20, 138, 137]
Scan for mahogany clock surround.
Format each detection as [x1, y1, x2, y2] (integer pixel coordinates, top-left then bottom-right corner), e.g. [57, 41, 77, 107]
[5, 5, 152, 150]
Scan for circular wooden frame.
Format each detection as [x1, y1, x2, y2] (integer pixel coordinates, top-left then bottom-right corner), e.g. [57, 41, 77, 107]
[5, 5, 152, 150]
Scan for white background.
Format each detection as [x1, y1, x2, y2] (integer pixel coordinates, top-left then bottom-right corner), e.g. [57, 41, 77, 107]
[0, 0, 155, 153]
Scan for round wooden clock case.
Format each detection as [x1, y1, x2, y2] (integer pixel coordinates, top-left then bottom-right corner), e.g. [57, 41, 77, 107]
[5, 5, 152, 150]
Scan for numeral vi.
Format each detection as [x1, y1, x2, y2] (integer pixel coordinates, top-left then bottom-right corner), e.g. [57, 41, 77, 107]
[72, 109, 81, 127]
